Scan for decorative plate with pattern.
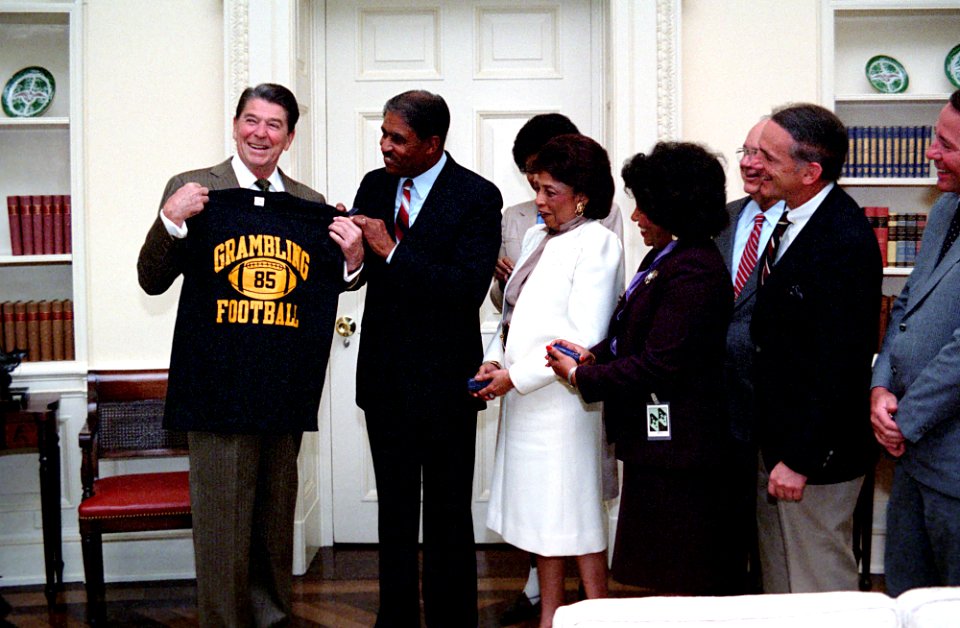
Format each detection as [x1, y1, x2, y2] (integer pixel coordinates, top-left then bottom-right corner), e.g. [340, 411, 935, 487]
[2, 66, 56, 117]
[865, 55, 908, 94]
[946, 44, 960, 90]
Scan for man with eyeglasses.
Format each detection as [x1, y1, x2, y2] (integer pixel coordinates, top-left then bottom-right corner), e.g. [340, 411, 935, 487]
[715, 118, 786, 593]
[870, 89, 960, 595]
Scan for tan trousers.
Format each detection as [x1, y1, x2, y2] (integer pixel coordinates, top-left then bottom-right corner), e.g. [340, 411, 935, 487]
[188, 431, 302, 628]
[756, 454, 863, 593]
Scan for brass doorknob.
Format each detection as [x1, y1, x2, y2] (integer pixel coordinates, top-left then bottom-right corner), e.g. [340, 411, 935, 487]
[335, 316, 356, 337]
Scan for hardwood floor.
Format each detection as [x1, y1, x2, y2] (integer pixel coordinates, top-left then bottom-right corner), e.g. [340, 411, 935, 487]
[0, 545, 654, 627]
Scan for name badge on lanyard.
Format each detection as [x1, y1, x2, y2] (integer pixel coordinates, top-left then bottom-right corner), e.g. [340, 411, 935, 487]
[646, 393, 671, 440]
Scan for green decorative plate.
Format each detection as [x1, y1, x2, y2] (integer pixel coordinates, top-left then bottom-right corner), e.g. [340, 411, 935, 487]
[2, 66, 56, 117]
[865, 55, 908, 94]
[946, 44, 960, 90]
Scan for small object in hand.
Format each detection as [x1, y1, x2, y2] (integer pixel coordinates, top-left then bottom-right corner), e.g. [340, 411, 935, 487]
[551, 344, 581, 362]
[467, 378, 488, 393]
[346, 207, 361, 216]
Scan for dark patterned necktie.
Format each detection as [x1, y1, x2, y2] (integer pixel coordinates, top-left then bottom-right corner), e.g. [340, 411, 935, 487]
[255, 178, 271, 192]
[760, 210, 791, 285]
[936, 200, 960, 265]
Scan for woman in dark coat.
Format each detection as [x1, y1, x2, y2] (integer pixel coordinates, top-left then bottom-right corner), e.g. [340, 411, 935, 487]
[548, 141, 738, 594]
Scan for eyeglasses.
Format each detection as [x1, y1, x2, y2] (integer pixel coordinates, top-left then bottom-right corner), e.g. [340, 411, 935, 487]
[735, 146, 760, 159]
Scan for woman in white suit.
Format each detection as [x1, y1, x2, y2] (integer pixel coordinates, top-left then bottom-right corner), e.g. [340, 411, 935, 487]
[473, 134, 623, 628]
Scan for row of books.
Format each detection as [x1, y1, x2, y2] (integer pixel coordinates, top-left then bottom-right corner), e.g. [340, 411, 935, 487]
[842, 126, 933, 179]
[5, 195, 73, 256]
[864, 207, 926, 268]
[1, 300, 75, 362]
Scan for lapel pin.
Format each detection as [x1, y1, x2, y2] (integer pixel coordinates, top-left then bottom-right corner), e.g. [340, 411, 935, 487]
[644, 270, 658, 284]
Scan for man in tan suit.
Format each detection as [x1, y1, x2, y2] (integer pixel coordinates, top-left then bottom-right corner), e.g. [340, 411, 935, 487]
[138, 83, 362, 627]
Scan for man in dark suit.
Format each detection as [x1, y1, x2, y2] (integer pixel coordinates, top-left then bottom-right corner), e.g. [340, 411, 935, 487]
[138, 83, 363, 626]
[751, 103, 881, 593]
[715, 118, 785, 593]
[350, 90, 502, 627]
[871, 90, 960, 595]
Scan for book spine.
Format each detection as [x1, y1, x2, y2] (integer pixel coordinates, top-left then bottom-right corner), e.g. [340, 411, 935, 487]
[41, 195, 54, 255]
[53, 195, 64, 254]
[907, 127, 917, 178]
[853, 126, 867, 177]
[20, 196, 34, 255]
[51, 299, 64, 360]
[923, 126, 933, 178]
[891, 126, 901, 178]
[7, 196, 22, 256]
[841, 127, 857, 177]
[899, 126, 909, 178]
[878, 206, 889, 267]
[868, 127, 878, 178]
[63, 299, 74, 360]
[2, 301, 15, 352]
[885, 126, 894, 178]
[38, 299, 52, 361]
[63, 195, 72, 254]
[13, 302, 28, 354]
[25, 300, 39, 362]
[879, 126, 889, 178]
[887, 213, 899, 268]
[30, 195, 43, 256]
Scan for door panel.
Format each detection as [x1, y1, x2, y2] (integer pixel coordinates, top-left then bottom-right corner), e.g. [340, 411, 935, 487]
[324, 0, 603, 543]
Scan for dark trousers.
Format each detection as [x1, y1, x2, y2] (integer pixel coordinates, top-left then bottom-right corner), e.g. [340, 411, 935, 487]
[188, 431, 303, 628]
[885, 463, 960, 596]
[365, 407, 479, 628]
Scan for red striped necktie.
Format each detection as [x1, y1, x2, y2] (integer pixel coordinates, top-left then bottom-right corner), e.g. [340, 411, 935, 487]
[734, 213, 765, 298]
[395, 178, 412, 241]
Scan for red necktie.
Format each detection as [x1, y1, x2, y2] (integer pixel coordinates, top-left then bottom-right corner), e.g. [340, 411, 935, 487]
[395, 179, 412, 241]
[734, 213, 765, 298]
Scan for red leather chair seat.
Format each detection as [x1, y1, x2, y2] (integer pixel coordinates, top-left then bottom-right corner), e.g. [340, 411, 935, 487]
[78, 471, 190, 520]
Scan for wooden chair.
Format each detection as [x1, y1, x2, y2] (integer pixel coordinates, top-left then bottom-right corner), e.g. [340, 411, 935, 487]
[77, 370, 191, 625]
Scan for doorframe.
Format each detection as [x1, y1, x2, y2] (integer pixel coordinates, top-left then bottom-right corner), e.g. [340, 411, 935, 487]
[222, 0, 681, 550]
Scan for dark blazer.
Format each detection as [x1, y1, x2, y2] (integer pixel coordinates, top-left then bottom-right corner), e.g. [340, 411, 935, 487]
[716, 197, 759, 444]
[138, 158, 325, 295]
[352, 154, 502, 415]
[872, 193, 960, 499]
[576, 240, 733, 470]
[751, 184, 881, 484]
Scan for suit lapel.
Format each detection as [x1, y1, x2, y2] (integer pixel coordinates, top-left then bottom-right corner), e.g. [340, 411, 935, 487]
[718, 198, 749, 273]
[906, 197, 960, 315]
[767, 186, 840, 278]
[404, 155, 456, 240]
[210, 158, 240, 190]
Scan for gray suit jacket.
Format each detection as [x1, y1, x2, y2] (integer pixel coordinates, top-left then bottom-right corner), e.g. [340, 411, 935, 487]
[872, 192, 960, 498]
[138, 158, 325, 295]
[716, 197, 758, 443]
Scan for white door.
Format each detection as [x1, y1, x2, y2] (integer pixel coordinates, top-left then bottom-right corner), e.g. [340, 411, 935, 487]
[323, 0, 607, 543]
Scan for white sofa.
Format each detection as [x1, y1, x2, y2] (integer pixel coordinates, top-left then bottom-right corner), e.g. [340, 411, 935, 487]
[552, 587, 960, 628]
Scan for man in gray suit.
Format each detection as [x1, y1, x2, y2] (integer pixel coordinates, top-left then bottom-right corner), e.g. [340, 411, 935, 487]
[871, 89, 960, 596]
[138, 83, 363, 626]
[715, 118, 785, 593]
